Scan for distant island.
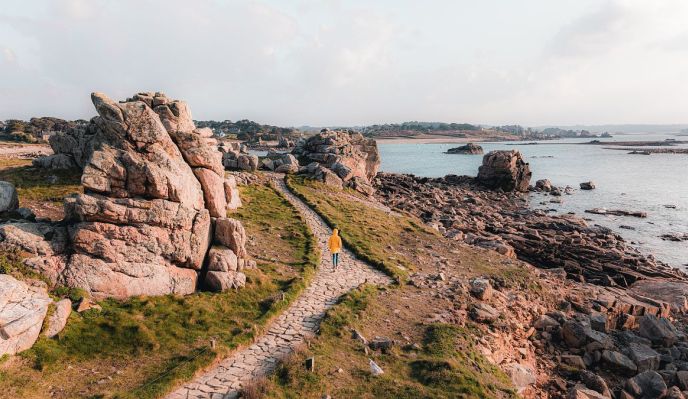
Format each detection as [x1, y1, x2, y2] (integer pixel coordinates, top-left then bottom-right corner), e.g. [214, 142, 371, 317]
[348, 122, 614, 142]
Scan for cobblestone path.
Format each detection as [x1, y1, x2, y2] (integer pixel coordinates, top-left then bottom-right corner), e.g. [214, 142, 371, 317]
[166, 175, 391, 399]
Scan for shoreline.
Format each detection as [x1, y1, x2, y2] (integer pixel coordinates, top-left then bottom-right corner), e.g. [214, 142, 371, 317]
[374, 136, 516, 144]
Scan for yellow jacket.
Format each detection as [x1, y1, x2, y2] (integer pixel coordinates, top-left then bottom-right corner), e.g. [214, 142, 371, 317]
[328, 230, 342, 253]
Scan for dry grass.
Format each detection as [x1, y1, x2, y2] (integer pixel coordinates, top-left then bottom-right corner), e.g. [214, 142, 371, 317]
[261, 285, 517, 399]
[286, 175, 438, 281]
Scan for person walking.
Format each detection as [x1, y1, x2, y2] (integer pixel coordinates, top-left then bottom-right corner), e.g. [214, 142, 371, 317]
[328, 228, 343, 270]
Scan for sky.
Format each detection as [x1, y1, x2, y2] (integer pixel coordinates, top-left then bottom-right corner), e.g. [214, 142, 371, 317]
[1, 0, 688, 127]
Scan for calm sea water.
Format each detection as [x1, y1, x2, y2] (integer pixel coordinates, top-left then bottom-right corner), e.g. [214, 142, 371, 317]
[378, 135, 688, 269]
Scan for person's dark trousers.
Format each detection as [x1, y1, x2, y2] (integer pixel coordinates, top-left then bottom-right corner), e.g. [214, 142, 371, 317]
[332, 253, 339, 268]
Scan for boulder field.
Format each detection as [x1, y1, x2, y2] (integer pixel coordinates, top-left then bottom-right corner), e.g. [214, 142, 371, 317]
[292, 128, 381, 196]
[374, 169, 684, 288]
[2, 92, 252, 300]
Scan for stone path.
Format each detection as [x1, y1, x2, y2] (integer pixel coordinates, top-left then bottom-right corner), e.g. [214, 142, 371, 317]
[166, 175, 391, 399]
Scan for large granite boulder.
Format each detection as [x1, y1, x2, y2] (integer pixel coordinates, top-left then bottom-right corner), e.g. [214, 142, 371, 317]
[476, 150, 532, 192]
[54, 92, 215, 298]
[1, 92, 250, 299]
[0, 181, 19, 213]
[224, 176, 242, 210]
[215, 217, 247, 258]
[0, 275, 52, 356]
[300, 162, 343, 189]
[293, 129, 380, 195]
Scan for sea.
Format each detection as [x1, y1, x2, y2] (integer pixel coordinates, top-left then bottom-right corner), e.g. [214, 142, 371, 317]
[377, 134, 688, 269]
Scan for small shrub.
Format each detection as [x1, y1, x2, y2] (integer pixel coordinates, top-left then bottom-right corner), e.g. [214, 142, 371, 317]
[241, 376, 270, 399]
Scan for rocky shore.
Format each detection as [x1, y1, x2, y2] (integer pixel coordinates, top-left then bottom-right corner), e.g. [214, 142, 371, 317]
[374, 171, 683, 286]
[373, 151, 688, 399]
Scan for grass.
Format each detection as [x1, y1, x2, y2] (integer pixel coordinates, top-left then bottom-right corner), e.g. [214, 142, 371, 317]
[285, 175, 440, 282]
[0, 159, 82, 220]
[260, 285, 516, 399]
[0, 249, 47, 283]
[0, 182, 319, 399]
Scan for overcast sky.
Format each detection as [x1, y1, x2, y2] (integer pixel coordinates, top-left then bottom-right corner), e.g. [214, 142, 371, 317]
[1, 0, 687, 126]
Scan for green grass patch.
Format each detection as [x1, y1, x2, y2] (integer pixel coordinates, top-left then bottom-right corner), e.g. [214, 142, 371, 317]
[1, 182, 319, 399]
[0, 249, 47, 283]
[285, 175, 438, 282]
[0, 159, 82, 205]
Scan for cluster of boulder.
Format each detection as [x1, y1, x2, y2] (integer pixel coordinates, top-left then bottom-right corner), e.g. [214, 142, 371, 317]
[374, 164, 684, 287]
[277, 136, 296, 148]
[220, 142, 259, 172]
[40, 119, 384, 199]
[529, 276, 688, 399]
[2, 92, 253, 300]
[260, 150, 300, 174]
[292, 129, 381, 196]
[32, 122, 98, 170]
[408, 251, 688, 399]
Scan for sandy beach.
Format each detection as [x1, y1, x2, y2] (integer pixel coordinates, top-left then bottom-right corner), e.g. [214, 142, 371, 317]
[374, 134, 518, 144]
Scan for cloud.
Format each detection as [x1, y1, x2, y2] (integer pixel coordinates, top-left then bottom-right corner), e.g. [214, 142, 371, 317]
[472, 0, 688, 125]
[1, 0, 687, 125]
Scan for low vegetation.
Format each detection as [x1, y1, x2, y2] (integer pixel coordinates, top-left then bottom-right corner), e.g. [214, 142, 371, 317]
[0, 182, 319, 399]
[259, 285, 516, 399]
[286, 175, 440, 281]
[0, 159, 82, 220]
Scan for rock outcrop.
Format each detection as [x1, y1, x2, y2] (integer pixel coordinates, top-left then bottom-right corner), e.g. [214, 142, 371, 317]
[293, 129, 380, 195]
[476, 150, 531, 192]
[220, 143, 258, 172]
[261, 151, 299, 174]
[1, 92, 250, 299]
[0, 275, 52, 356]
[446, 143, 484, 155]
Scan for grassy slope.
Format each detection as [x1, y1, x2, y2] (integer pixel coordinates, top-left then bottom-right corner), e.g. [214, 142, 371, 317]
[285, 175, 439, 282]
[0, 159, 82, 220]
[0, 183, 319, 399]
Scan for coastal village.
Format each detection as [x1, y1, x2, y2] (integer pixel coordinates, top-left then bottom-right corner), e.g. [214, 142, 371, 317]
[0, 92, 687, 399]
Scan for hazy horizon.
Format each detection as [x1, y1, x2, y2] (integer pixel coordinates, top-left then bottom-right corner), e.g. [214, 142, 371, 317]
[2, 0, 688, 127]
